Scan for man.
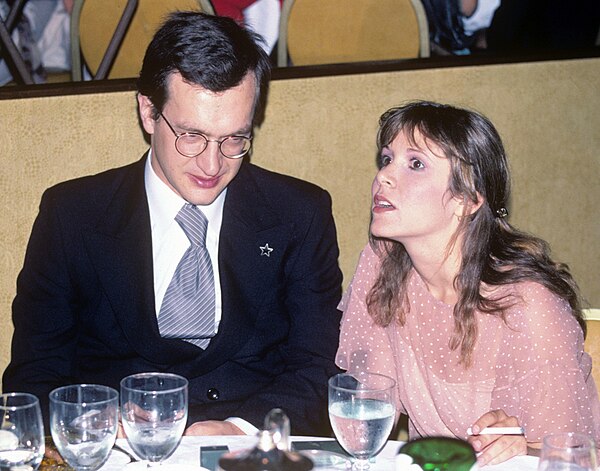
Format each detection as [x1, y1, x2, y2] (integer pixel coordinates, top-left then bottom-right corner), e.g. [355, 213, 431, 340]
[3, 12, 342, 436]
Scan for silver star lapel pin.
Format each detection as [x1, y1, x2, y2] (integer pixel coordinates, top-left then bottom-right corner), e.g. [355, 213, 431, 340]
[259, 243, 274, 257]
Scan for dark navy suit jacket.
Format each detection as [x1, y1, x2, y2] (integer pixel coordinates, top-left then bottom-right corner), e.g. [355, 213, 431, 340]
[3, 156, 343, 435]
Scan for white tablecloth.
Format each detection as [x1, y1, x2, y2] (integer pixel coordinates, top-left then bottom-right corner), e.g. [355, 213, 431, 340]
[101, 435, 539, 470]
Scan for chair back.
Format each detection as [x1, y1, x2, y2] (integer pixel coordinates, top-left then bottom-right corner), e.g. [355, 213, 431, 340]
[71, 0, 215, 81]
[277, 0, 429, 67]
[584, 309, 600, 390]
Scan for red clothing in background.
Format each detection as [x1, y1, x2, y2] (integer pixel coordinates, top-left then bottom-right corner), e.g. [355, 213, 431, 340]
[211, 0, 282, 22]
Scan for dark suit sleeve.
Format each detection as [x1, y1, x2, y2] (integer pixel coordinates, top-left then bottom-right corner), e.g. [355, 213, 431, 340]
[219, 189, 343, 435]
[3, 189, 79, 413]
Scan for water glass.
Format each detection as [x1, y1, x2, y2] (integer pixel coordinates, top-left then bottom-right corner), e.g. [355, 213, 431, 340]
[538, 432, 598, 471]
[120, 372, 188, 466]
[0, 392, 45, 470]
[328, 372, 396, 470]
[49, 384, 119, 471]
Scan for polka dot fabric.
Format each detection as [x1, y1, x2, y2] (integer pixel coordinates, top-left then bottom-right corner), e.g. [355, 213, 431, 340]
[336, 244, 600, 444]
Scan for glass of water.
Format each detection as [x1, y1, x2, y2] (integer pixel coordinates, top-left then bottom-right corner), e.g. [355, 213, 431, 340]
[538, 432, 598, 471]
[120, 373, 188, 467]
[0, 392, 44, 470]
[49, 384, 119, 470]
[328, 372, 396, 470]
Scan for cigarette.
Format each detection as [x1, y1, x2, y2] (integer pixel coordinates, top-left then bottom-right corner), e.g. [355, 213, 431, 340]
[467, 427, 525, 436]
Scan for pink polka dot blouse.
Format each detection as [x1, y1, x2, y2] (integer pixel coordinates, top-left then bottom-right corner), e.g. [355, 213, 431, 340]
[336, 244, 600, 444]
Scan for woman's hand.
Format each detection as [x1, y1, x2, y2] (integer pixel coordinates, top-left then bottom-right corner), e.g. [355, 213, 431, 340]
[467, 409, 527, 466]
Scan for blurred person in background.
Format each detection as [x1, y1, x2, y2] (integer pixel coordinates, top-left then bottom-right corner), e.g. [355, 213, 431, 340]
[211, 0, 281, 55]
[0, 0, 72, 85]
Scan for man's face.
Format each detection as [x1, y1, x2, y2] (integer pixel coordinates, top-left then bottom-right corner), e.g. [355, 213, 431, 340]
[138, 72, 257, 205]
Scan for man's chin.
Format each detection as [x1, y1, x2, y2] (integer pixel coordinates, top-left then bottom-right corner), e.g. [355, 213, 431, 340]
[184, 188, 224, 206]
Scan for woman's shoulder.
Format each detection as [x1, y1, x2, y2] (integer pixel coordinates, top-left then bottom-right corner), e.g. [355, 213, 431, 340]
[499, 280, 583, 347]
[504, 280, 570, 315]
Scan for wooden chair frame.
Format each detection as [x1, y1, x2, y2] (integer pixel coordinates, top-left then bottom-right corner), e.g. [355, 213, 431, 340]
[70, 0, 215, 81]
[277, 0, 430, 67]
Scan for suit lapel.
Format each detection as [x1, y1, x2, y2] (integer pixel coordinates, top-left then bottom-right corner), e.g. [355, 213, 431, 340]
[84, 156, 197, 366]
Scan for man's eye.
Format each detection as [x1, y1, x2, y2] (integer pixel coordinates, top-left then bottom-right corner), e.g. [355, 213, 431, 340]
[181, 134, 205, 144]
[409, 158, 424, 170]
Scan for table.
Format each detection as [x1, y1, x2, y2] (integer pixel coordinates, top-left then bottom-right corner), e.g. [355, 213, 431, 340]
[99, 435, 540, 470]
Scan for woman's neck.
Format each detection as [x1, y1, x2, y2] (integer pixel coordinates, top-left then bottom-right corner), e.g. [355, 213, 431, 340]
[406, 242, 463, 305]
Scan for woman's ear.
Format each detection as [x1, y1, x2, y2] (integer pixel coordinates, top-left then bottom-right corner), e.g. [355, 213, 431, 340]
[455, 192, 484, 218]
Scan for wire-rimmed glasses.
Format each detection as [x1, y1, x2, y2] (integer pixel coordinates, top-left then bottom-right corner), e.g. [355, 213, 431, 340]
[159, 111, 252, 159]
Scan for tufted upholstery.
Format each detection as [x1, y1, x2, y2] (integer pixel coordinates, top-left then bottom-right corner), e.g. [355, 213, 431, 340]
[1, 57, 599, 386]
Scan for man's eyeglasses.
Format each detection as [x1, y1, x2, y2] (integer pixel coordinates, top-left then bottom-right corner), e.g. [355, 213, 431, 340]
[159, 111, 252, 159]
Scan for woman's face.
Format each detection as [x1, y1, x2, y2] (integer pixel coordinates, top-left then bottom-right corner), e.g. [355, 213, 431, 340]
[370, 128, 465, 248]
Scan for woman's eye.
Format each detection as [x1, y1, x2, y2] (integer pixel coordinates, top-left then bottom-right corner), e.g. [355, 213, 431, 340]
[378, 154, 392, 167]
[409, 158, 425, 170]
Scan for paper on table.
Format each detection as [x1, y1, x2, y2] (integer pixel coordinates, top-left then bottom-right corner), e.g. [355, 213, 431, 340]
[484, 454, 539, 470]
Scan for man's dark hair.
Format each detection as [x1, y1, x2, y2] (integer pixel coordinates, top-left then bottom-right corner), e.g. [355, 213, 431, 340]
[138, 11, 271, 121]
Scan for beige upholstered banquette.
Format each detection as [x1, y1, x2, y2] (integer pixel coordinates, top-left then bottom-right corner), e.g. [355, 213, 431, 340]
[0, 57, 598, 385]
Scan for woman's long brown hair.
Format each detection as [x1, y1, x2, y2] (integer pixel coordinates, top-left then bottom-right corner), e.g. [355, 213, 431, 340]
[366, 101, 584, 366]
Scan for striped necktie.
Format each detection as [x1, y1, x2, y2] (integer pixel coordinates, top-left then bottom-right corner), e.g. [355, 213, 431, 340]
[158, 204, 216, 349]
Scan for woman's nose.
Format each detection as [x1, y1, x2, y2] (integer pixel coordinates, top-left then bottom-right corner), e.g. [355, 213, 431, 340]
[376, 167, 393, 187]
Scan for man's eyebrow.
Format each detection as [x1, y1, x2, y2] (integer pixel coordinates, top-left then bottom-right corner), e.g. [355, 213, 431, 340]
[174, 119, 253, 136]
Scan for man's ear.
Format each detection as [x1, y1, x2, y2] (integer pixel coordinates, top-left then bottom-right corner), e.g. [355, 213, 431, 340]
[137, 94, 157, 136]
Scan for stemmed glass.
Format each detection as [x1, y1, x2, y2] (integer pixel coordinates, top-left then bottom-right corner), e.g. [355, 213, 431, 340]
[0, 392, 45, 470]
[120, 373, 188, 467]
[538, 432, 598, 471]
[49, 384, 119, 470]
[328, 372, 396, 470]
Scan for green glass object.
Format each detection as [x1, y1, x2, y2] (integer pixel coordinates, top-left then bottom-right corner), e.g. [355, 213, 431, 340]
[398, 436, 477, 471]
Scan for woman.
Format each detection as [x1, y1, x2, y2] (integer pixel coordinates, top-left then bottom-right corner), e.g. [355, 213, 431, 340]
[336, 101, 599, 466]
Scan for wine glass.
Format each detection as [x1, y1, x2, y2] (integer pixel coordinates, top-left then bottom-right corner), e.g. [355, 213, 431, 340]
[328, 372, 396, 470]
[120, 372, 188, 467]
[49, 384, 119, 471]
[538, 432, 598, 471]
[0, 392, 45, 470]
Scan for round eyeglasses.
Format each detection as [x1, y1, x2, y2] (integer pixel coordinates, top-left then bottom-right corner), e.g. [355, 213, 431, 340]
[159, 111, 252, 159]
